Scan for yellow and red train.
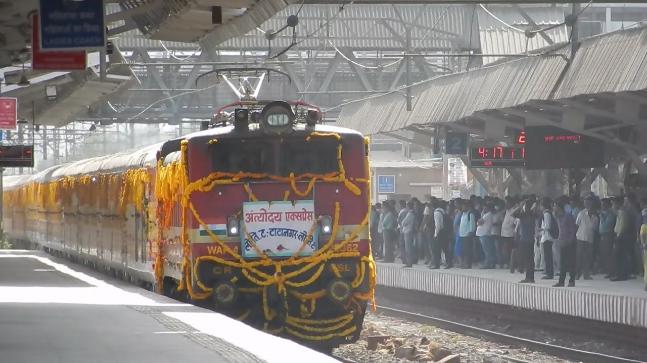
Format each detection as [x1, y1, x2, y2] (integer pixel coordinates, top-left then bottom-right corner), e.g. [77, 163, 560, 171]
[3, 100, 375, 348]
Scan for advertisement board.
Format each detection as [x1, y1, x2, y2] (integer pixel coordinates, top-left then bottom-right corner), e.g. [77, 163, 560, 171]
[0, 98, 17, 130]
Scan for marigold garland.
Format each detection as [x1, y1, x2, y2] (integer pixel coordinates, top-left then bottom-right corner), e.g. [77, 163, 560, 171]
[5, 130, 376, 342]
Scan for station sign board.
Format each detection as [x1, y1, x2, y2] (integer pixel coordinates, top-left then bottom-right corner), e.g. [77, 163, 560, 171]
[377, 175, 396, 194]
[445, 132, 468, 155]
[240, 200, 318, 258]
[0, 98, 17, 130]
[32, 14, 87, 70]
[39, 0, 105, 51]
[525, 126, 604, 169]
[0, 145, 34, 168]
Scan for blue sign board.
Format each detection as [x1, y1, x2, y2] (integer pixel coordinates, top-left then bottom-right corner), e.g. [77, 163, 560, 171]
[39, 0, 105, 51]
[445, 132, 468, 155]
[377, 175, 395, 194]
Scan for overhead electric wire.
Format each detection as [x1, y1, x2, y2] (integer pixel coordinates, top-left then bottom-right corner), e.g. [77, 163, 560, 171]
[125, 83, 220, 123]
[268, 1, 355, 59]
[159, 40, 201, 62]
[327, 40, 402, 69]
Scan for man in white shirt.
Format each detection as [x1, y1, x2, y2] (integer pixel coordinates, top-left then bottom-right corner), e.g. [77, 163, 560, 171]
[422, 200, 434, 265]
[575, 197, 599, 280]
[501, 199, 521, 272]
[476, 204, 496, 269]
[429, 199, 449, 269]
[401, 200, 416, 268]
[491, 201, 504, 268]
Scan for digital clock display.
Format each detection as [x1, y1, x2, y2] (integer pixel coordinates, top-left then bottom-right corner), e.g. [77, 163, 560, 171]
[469, 145, 525, 168]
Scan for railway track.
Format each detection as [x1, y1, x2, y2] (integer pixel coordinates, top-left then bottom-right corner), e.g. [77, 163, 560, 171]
[375, 304, 647, 363]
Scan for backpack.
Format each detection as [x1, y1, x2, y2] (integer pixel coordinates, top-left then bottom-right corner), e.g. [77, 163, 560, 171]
[548, 212, 559, 240]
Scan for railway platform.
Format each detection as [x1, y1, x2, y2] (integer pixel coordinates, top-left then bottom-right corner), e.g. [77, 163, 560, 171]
[376, 262, 647, 329]
[0, 250, 337, 363]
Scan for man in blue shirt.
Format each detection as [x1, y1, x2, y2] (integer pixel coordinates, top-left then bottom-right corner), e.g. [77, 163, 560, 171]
[458, 200, 477, 268]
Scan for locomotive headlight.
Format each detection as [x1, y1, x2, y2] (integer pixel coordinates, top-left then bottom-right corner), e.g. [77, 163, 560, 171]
[227, 216, 240, 237]
[319, 215, 333, 235]
[260, 102, 295, 134]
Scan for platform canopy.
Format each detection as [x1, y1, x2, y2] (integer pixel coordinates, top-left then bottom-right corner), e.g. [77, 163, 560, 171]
[336, 24, 647, 164]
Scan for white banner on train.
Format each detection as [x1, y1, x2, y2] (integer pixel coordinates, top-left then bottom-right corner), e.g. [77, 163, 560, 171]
[241, 200, 319, 258]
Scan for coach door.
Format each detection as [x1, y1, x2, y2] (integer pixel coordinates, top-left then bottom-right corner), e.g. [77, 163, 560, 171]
[134, 212, 147, 263]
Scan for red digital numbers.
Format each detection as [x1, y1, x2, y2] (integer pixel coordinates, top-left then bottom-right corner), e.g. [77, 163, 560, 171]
[517, 131, 526, 145]
[478, 147, 487, 159]
[494, 146, 503, 159]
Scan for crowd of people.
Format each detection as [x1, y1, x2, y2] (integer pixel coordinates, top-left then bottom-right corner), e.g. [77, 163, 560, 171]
[369, 193, 647, 290]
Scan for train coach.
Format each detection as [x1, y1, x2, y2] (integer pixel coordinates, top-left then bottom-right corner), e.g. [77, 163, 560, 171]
[2, 100, 376, 349]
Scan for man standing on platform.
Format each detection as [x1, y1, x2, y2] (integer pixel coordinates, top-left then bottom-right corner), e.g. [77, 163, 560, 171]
[429, 199, 449, 269]
[371, 203, 383, 259]
[612, 196, 636, 281]
[599, 198, 617, 277]
[553, 200, 577, 287]
[539, 198, 556, 280]
[397, 200, 408, 261]
[400, 200, 416, 268]
[575, 196, 599, 280]
[515, 199, 537, 283]
[381, 202, 397, 263]
[502, 198, 521, 272]
[458, 200, 477, 269]
[422, 199, 435, 265]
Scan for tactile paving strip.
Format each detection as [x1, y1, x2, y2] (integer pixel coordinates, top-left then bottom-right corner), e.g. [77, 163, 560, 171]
[130, 305, 266, 363]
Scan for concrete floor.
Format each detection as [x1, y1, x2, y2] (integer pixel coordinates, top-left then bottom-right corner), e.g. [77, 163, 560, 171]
[0, 250, 336, 363]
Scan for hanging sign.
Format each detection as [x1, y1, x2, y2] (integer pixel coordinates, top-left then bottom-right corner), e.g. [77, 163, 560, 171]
[0, 98, 17, 130]
[32, 14, 86, 70]
[39, 0, 105, 51]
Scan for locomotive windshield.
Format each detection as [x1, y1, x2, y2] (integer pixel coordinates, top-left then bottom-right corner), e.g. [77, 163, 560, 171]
[212, 140, 274, 174]
[280, 138, 339, 175]
[211, 137, 339, 176]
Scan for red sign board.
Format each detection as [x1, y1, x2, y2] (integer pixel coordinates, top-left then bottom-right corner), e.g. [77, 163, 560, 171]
[0, 97, 17, 130]
[32, 14, 86, 70]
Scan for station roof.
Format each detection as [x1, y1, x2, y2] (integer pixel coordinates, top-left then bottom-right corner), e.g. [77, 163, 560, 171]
[335, 24, 647, 154]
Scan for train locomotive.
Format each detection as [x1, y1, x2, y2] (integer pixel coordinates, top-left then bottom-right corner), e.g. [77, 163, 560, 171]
[2, 98, 376, 348]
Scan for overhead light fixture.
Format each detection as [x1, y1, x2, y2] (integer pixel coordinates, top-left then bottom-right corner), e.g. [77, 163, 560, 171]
[17, 61, 30, 86]
[17, 73, 30, 86]
[45, 85, 57, 100]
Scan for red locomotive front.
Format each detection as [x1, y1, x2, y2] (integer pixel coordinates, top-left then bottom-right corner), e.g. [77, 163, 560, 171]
[156, 100, 375, 348]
